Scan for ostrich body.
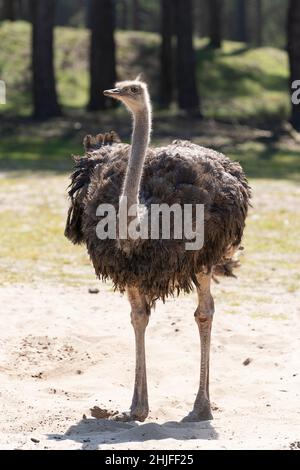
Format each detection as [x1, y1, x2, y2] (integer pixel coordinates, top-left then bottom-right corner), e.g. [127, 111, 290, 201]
[65, 79, 251, 422]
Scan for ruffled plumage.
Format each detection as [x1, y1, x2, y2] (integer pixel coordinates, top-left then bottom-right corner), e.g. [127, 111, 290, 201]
[65, 134, 251, 304]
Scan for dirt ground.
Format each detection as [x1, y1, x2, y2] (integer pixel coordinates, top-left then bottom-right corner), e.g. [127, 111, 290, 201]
[0, 174, 299, 450]
[0, 279, 299, 450]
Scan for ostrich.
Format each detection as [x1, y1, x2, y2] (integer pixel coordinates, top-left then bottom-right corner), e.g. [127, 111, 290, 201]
[65, 78, 251, 422]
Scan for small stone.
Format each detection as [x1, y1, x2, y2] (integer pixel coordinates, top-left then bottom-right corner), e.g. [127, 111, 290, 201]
[88, 288, 99, 294]
[31, 438, 40, 444]
[31, 372, 43, 379]
[243, 357, 252, 366]
[82, 414, 87, 419]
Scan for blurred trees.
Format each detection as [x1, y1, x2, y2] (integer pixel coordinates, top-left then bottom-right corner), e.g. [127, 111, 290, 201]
[173, 0, 200, 115]
[132, 0, 140, 30]
[255, 0, 263, 46]
[0, 0, 296, 125]
[0, 0, 31, 21]
[287, 0, 300, 131]
[118, 0, 128, 30]
[30, 0, 62, 118]
[234, 0, 247, 42]
[55, 0, 86, 27]
[88, 0, 117, 111]
[1, 0, 15, 20]
[208, 0, 222, 49]
[159, 0, 200, 114]
[159, 0, 174, 108]
[0, 0, 289, 49]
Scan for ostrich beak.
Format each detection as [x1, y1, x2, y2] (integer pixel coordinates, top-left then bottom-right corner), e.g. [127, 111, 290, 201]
[103, 88, 121, 97]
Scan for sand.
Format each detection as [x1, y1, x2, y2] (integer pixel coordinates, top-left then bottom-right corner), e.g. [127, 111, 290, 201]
[0, 279, 299, 450]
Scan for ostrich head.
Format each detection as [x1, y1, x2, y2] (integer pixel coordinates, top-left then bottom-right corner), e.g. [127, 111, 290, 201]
[104, 78, 150, 114]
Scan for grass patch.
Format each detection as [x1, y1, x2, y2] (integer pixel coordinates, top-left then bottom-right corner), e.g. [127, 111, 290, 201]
[0, 135, 80, 171]
[228, 143, 300, 181]
[0, 174, 94, 284]
[196, 41, 289, 124]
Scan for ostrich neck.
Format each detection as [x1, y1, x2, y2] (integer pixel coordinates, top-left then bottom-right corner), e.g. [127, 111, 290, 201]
[121, 108, 151, 209]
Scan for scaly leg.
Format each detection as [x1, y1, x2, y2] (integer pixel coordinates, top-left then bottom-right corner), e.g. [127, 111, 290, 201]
[114, 286, 150, 422]
[183, 272, 214, 422]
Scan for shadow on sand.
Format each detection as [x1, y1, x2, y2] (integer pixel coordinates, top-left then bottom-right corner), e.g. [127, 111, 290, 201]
[47, 416, 218, 450]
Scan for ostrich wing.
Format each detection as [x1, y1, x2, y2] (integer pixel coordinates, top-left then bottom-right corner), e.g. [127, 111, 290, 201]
[65, 131, 125, 245]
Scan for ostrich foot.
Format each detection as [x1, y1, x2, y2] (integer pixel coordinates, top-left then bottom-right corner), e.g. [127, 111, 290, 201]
[182, 401, 213, 422]
[112, 408, 148, 423]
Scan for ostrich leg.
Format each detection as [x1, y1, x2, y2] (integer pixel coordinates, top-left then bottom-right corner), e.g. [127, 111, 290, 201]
[184, 272, 214, 421]
[115, 286, 150, 422]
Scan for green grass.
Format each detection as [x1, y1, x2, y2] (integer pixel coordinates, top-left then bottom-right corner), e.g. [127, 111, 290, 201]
[1, 131, 299, 182]
[196, 40, 289, 123]
[0, 135, 80, 171]
[0, 174, 97, 285]
[228, 143, 300, 181]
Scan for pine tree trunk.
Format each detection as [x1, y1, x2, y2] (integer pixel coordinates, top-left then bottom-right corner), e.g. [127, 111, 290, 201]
[1, 0, 15, 20]
[17, 0, 30, 21]
[174, 0, 201, 115]
[208, 0, 222, 49]
[85, 0, 92, 28]
[234, 0, 247, 42]
[119, 0, 128, 30]
[88, 0, 117, 111]
[194, 0, 208, 38]
[159, 0, 174, 108]
[132, 0, 140, 30]
[255, 0, 263, 46]
[287, 0, 300, 131]
[30, 0, 62, 119]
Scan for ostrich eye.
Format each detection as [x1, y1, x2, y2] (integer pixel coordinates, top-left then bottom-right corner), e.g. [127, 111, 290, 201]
[130, 86, 138, 94]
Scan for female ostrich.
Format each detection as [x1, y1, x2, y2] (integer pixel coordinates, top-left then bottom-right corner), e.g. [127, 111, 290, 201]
[65, 78, 251, 422]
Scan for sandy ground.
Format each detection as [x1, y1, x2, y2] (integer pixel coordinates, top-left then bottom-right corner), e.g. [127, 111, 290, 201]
[0, 279, 299, 450]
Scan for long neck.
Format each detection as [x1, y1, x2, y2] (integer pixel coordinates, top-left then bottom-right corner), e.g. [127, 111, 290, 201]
[121, 106, 151, 209]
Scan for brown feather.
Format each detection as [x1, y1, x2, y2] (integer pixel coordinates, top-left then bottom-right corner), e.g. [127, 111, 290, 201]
[65, 136, 251, 305]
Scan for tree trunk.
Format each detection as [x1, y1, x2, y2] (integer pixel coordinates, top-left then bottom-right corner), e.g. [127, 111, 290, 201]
[30, 0, 62, 119]
[85, 0, 92, 28]
[255, 0, 263, 46]
[194, 0, 208, 38]
[1, 0, 15, 20]
[208, 0, 222, 49]
[88, 0, 117, 111]
[174, 0, 201, 115]
[159, 0, 174, 108]
[287, 0, 300, 131]
[132, 0, 140, 30]
[119, 0, 128, 30]
[234, 0, 248, 42]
